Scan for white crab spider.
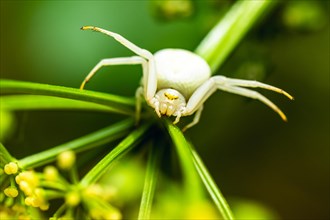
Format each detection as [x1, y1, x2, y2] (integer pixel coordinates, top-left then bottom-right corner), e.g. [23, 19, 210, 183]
[80, 26, 293, 130]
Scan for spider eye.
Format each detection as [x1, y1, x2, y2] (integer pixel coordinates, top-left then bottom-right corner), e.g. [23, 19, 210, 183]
[164, 92, 178, 100]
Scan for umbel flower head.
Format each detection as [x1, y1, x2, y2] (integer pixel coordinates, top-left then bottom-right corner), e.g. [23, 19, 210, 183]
[1, 163, 49, 212]
[1, 151, 122, 219]
[1, 161, 45, 219]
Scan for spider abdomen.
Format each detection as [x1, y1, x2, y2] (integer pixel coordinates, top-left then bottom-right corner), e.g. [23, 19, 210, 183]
[154, 49, 211, 99]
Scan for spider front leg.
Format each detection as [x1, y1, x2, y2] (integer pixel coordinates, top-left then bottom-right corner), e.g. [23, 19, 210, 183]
[79, 56, 149, 124]
[81, 26, 157, 102]
[80, 56, 147, 90]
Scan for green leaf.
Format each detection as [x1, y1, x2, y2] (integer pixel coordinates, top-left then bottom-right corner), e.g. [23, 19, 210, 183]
[195, 0, 277, 73]
[80, 122, 151, 186]
[166, 121, 203, 201]
[18, 119, 134, 169]
[0, 95, 132, 115]
[166, 121, 234, 219]
[138, 143, 163, 220]
[0, 79, 135, 115]
[191, 147, 235, 220]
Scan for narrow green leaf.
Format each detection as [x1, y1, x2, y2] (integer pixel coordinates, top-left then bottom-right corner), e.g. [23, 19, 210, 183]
[191, 147, 234, 220]
[138, 143, 162, 220]
[0, 95, 132, 115]
[18, 119, 134, 169]
[166, 121, 203, 201]
[195, 0, 277, 73]
[0, 79, 135, 115]
[0, 142, 14, 163]
[80, 122, 151, 186]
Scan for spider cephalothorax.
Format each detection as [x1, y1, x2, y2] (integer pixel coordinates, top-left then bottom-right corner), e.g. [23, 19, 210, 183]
[151, 88, 186, 120]
[80, 26, 293, 130]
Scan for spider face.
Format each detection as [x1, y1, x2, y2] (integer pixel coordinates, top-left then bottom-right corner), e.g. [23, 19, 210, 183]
[151, 88, 186, 117]
[80, 26, 293, 130]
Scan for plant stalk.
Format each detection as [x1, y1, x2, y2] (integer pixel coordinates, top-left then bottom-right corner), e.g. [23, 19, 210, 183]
[195, 0, 277, 73]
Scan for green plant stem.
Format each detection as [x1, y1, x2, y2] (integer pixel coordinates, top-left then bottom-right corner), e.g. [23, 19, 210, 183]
[195, 0, 277, 73]
[80, 122, 151, 187]
[0, 142, 14, 163]
[0, 95, 126, 114]
[43, 190, 66, 200]
[138, 143, 162, 220]
[0, 79, 135, 115]
[53, 203, 67, 218]
[190, 147, 234, 220]
[18, 119, 134, 169]
[166, 121, 203, 201]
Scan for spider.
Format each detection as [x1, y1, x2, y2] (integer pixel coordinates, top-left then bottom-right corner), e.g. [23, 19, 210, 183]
[80, 26, 293, 131]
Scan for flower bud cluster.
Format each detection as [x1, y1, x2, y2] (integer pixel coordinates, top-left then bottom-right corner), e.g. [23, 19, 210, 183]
[1, 161, 47, 218]
[82, 184, 122, 220]
[14, 170, 49, 210]
[1, 151, 122, 219]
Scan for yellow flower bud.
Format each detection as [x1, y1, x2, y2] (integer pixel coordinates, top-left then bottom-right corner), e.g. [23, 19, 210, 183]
[18, 180, 33, 196]
[65, 191, 80, 207]
[39, 203, 50, 211]
[15, 174, 22, 184]
[43, 166, 59, 181]
[34, 188, 45, 199]
[17, 171, 39, 187]
[4, 162, 18, 175]
[25, 195, 45, 208]
[24, 196, 35, 206]
[4, 187, 19, 198]
[57, 151, 76, 170]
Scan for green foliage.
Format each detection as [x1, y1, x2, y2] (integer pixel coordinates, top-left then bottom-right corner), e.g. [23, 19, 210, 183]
[0, 80, 135, 115]
[196, 0, 276, 72]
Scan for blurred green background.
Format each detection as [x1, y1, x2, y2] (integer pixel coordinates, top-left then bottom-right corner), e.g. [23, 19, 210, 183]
[1, 1, 329, 219]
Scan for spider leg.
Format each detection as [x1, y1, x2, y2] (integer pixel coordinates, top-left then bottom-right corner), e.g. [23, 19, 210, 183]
[81, 26, 157, 102]
[182, 105, 204, 132]
[185, 78, 218, 114]
[185, 76, 289, 121]
[217, 76, 294, 100]
[135, 86, 144, 125]
[216, 85, 288, 121]
[80, 56, 147, 90]
[81, 26, 152, 59]
[173, 110, 182, 125]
